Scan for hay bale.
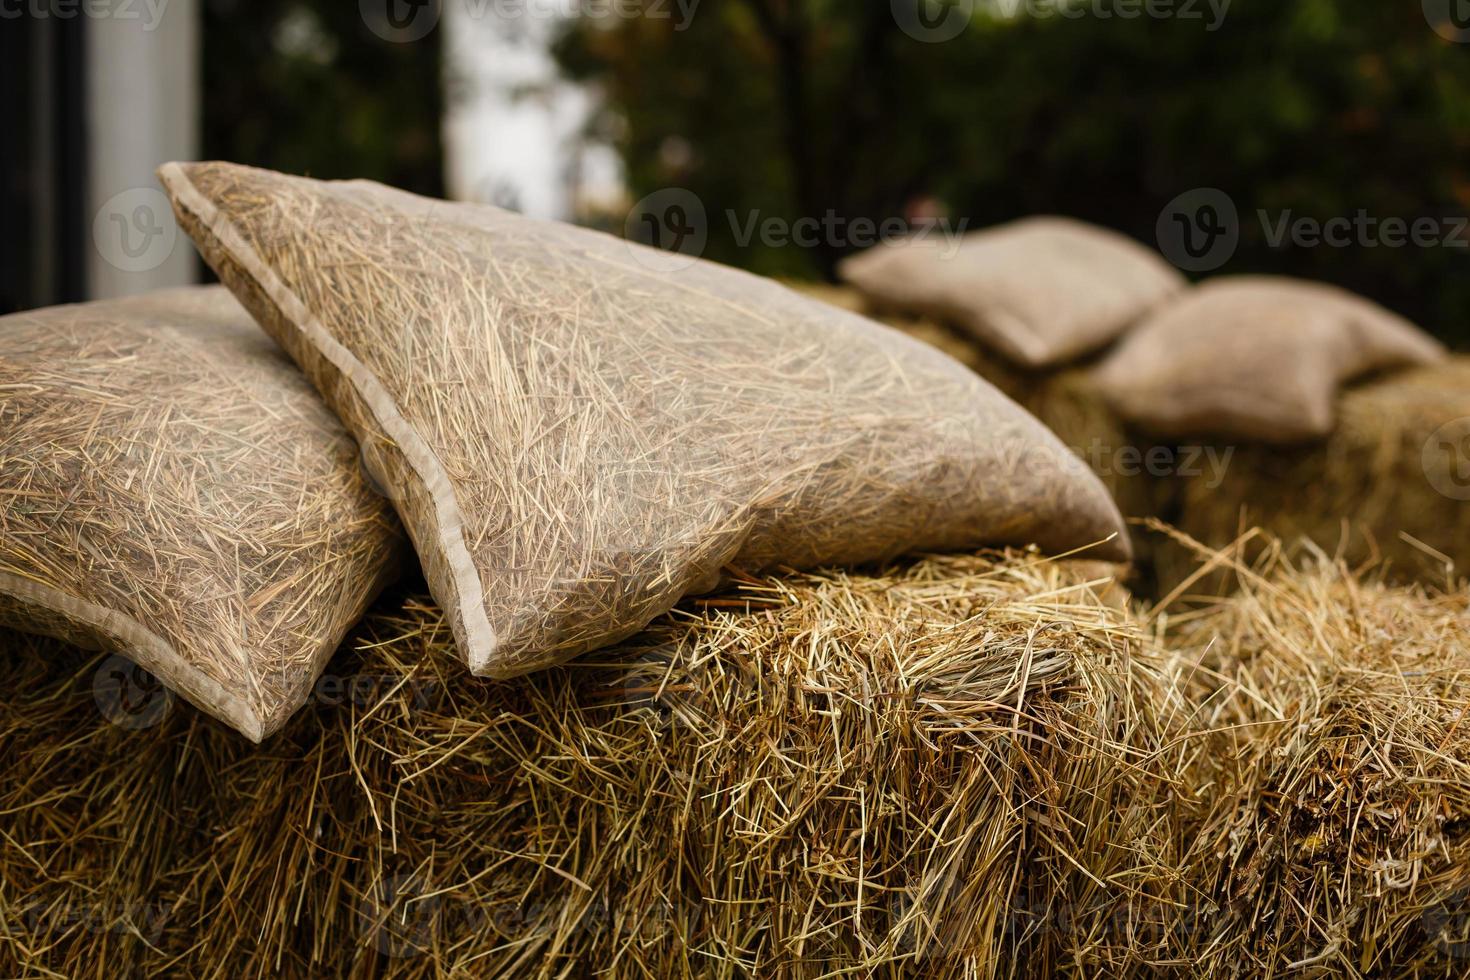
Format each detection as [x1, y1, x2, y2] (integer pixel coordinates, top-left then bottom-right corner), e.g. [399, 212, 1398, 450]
[1149, 546, 1470, 976]
[3, 539, 1467, 976]
[1164, 357, 1470, 593]
[0, 552, 1171, 978]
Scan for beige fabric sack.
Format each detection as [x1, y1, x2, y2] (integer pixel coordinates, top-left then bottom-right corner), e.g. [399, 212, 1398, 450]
[1093, 276, 1446, 443]
[160, 161, 1129, 680]
[0, 287, 404, 740]
[838, 216, 1185, 368]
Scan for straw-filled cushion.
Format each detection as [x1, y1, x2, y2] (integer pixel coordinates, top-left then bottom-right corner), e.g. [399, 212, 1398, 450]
[838, 216, 1185, 368]
[0, 287, 404, 740]
[1093, 276, 1446, 443]
[161, 161, 1131, 680]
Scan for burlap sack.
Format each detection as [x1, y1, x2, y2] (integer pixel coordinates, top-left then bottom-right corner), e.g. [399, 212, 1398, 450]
[0, 287, 404, 740]
[838, 216, 1185, 368]
[1093, 276, 1446, 443]
[160, 161, 1130, 679]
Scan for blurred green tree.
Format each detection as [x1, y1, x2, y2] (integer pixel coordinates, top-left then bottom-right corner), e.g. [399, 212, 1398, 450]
[557, 0, 1470, 345]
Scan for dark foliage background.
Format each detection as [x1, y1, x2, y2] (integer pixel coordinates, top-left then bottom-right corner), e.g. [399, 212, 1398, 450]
[557, 0, 1470, 345]
[190, 0, 1470, 345]
[202, 0, 444, 198]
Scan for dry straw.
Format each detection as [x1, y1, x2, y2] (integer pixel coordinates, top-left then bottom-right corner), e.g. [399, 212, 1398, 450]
[2, 534, 1463, 976]
[0, 287, 403, 740]
[159, 161, 1129, 681]
[0, 549, 1170, 978]
[1142, 534, 1470, 976]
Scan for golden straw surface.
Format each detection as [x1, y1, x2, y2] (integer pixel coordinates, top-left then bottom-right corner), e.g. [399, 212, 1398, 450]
[0, 540, 1465, 976]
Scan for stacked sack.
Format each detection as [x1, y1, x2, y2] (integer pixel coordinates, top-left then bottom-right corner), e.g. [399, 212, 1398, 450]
[0, 161, 1127, 741]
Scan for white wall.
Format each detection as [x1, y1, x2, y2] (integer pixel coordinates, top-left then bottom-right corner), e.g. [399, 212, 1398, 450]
[86, 0, 199, 299]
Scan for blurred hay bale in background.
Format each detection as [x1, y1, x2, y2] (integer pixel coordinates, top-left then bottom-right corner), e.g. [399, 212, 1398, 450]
[1163, 357, 1470, 595]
